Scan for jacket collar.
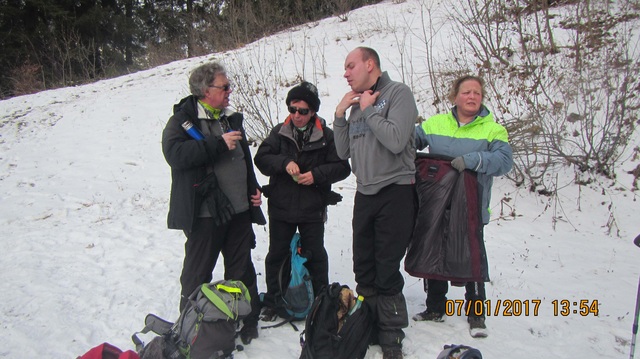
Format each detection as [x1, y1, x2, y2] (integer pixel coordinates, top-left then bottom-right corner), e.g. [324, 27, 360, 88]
[451, 104, 491, 125]
[173, 95, 235, 121]
[280, 115, 325, 143]
[371, 71, 392, 92]
[197, 103, 234, 121]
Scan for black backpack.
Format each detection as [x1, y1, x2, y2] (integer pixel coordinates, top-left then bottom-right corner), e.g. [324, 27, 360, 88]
[436, 344, 482, 359]
[299, 282, 373, 359]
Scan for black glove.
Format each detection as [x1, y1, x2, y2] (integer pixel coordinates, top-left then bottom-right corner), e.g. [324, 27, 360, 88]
[451, 156, 466, 172]
[324, 190, 343, 206]
[208, 186, 234, 226]
[194, 173, 235, 226]
[261, 184, 271, 198]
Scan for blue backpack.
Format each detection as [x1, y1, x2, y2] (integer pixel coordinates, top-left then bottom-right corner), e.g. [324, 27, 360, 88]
[263, 233, 314, 329]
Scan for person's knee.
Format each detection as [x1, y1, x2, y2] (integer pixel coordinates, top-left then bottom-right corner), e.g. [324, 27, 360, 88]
[355, 284, 377, 298]
[265, 243, 289, 264]
[375, 271, 405, 296]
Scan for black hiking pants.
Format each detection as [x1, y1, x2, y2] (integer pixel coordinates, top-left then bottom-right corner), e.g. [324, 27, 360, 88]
[352, 184, 415, 349]
[425, 221, 488, 318]
[425, 279, 486, 318]
[264, 219, 328, 299]
[179, 210, 260, 326]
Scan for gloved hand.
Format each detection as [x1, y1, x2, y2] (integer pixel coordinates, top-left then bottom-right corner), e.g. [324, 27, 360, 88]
[451, 156, 466, 172]
[324, 190, 343, 206]
[195, 173, 235, 226]
[208, 186, 234, 226]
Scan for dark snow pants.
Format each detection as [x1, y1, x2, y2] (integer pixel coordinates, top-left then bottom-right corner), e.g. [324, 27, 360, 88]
[352, 184, 415, 349]
[179, 210, 260, 326]
[264, 219, 328, 299]
[425, 279, 486, 318]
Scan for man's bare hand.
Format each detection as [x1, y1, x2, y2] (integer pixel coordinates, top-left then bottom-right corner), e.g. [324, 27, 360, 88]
[296, 172, 315, 185]
[335, 91, 361, 118]
[250, 189, 262, 206]
[223, 130, 242, 150]
[286, 161, 301, 177]
[359, 90, 379, 110]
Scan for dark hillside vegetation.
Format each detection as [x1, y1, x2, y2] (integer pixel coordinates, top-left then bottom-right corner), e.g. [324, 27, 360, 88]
[0, 0, 381, 98]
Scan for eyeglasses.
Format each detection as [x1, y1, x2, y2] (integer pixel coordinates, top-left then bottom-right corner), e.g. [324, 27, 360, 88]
[288, 106, 310, 115]
[209, 83, 232, 92]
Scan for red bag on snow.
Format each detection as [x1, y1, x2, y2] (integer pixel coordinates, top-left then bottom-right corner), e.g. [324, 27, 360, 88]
[77, 342, 140, 359]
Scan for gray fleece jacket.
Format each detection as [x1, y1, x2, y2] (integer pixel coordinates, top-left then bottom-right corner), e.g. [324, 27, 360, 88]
[333, 72, 418, 195]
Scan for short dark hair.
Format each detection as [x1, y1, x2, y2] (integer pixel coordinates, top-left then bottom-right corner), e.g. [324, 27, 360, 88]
[357, 46, 381, 69]
[189, 62, 226, 98]
[448, 75, 485, 103]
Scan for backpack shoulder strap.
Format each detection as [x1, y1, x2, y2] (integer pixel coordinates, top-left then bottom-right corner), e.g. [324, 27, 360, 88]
[202, 284, 236, 319]
[260, 317, 300, 331]
[277, 251, 292, 297]
[458, 345, 482, 359]
[131, 314, 174, 352]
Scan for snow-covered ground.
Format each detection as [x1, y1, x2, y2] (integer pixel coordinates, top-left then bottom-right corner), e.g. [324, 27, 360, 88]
[1, 1, 639, 358]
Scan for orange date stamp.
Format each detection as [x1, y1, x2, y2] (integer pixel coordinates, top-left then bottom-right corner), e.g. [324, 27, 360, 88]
[444, 299, 599, 317]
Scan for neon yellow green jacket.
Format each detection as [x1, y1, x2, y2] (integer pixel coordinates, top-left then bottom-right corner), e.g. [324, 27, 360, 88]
[415, 105, 513, 223]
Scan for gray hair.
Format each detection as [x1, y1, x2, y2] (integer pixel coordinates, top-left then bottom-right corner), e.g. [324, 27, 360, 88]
[189, 62, 226, 98]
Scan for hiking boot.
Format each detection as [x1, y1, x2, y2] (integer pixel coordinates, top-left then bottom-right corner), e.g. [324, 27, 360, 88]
[412, 310, 445, 322]
[382, 346, 403, 359]
[260, 306, 278, 322]
[240, 324, 259, 345]
[468, 316, 488, 338]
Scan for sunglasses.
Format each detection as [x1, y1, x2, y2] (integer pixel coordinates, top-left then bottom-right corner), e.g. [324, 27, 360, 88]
[209, 83, 232, 92]
[288, 106, 310, 115]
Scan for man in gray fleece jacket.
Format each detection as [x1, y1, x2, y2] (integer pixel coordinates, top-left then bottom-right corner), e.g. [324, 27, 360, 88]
[333, 46, 418, 359]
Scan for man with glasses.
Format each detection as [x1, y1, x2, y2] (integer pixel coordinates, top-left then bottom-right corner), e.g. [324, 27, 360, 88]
[161, 62, 266, 344]
[254, 81, 350, 321]
[333, 47, 418, 359]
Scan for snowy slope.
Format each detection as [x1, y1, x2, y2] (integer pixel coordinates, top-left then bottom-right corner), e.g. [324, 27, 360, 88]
[1, 1, 639, 358]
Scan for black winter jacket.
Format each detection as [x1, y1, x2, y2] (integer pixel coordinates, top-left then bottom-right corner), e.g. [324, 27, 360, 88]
[404, 153, 489, 282]
[254, 116, 350, 223]
[162, 95, 266, 231]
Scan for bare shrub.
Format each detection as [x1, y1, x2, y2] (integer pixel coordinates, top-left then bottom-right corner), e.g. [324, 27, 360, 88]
[332, 0, 354, 21]
[443, 0, 639, 196]
[146, 41, 188, 68]
[226, 44, 297, 141]
[10, 63, 45, 96]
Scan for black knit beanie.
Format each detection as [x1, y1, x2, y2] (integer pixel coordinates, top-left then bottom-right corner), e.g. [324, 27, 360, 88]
[286, 81, 321, 112]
